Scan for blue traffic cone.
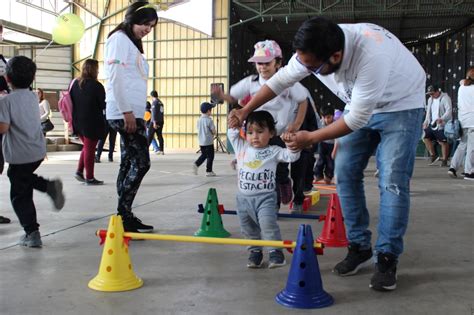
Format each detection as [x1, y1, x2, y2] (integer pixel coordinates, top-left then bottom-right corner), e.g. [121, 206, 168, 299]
[275, 224, 334, 309]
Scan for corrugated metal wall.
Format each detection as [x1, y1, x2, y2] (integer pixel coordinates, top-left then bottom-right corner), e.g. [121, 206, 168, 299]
[74, 0, 229, 151]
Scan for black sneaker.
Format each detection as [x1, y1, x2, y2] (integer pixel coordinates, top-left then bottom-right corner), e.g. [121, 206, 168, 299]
[268, 250, 286, 269]
[333, 243, 373, 276]
[74, 172, 85, 183]
[429, 155, 439, 165]
[370, 252, 398, 291]
[95, 156, 101, 163]
[464, 173, 474, 181]
[46, 179, 65, 211]
[108, 156, 113, 162]
[122, 214, 154, 233]
[448, 168, 457, 178]
[440, 159, 448, 167]
[247, 250, 263, 268]
[85, 178, 104, 186]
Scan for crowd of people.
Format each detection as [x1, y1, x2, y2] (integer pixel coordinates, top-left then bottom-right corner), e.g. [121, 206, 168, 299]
[0, 2, 472, 296]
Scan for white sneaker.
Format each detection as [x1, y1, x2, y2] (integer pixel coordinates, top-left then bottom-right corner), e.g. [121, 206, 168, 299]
[192, 164, 198, 175]
[206, 171, 216, 177]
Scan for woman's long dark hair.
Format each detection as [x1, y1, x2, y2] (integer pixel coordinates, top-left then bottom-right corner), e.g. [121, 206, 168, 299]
[108, 2, 158, 53]
[79, 59, 99, 89]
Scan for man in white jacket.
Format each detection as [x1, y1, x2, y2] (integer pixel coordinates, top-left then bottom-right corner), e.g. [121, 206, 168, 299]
[422, 85, 452, 167]
[229, 17, 426, 292]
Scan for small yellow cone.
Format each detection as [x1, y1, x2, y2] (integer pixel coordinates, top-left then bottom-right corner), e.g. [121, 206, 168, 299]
[88, 215, 143, 292]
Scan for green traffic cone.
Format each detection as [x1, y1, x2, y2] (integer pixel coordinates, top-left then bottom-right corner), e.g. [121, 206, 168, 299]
[195, 188, 231, 238]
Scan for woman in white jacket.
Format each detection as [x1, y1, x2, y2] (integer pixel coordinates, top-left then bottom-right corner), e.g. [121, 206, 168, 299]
[104, 2, 158, 232]
[449, 67, 474, 180]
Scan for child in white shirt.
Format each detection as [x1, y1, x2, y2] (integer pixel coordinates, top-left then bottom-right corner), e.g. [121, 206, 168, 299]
[228, 110, 300, 269]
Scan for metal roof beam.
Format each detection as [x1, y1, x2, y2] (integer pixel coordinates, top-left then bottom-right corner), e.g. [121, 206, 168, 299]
[0, 19, 52, 41]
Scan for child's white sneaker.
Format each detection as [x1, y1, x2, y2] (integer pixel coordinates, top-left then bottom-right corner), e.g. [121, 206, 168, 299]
[206, 171, 216, 177]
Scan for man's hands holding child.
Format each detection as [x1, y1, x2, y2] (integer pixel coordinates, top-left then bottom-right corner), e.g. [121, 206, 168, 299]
[281, 130, 313, 151]
[228, 109, 245, 128]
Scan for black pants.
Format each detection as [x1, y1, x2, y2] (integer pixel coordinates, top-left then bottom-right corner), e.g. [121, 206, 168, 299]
[195, 144, 214, 172]
[291, 150, 312, 205]
[314, 142, 335, 179]
[147, 124, 164, 152]
[7, 160, 48, 233]
[108, 119, 150, 216]
[96, 126, 117, 160]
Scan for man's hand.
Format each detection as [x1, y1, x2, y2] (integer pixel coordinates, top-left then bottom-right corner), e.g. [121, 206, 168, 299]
[281, 130, 314, 151]
[422, 122, 428, 129]
[153, 122, 159, 129]
[123, 112, 137, 133]
[228, 109, 244, 128]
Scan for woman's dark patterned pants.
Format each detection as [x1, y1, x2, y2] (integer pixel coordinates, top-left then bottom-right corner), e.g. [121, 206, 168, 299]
[108, 119, 150, 217]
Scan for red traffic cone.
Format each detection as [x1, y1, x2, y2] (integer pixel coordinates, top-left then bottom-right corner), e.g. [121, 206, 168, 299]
[316, 194, 348, 247]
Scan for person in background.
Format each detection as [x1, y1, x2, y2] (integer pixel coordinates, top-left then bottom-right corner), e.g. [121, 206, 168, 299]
[0, 56, 65, 247]
[290, 94, 319, 214]
[148, 90, 165, 154]
[314, 106, 336, 184]
[422, 85, 452, 167]
[70, 59, 106, 185]
[37, 88, 51, 136]
[228, 110, 300, 268]
[214, 40, 308, 207]
[95, 125, 117, 163]
[193, 102, 216, 176]
[448, 67, 474, 180]
[0, 54, 11, 224]
[104, 2, 158, 232]
[145, 101, 160, 152]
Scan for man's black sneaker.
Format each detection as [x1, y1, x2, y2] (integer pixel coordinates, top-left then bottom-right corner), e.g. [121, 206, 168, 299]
[464, 173, 474, 181]
[122, 214, 154, 233]
[247, 250, 263, 268]
[333, 243, 373, 276]
[429, 155, 439, 165]
[370, 252, 398, 291]
[448, 168, 457, 178]
[440, 159, 448, 167]
[268, 250, 286, 269]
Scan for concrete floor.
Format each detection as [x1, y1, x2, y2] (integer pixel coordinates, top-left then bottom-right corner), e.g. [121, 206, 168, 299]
[0, 151, 473, 315]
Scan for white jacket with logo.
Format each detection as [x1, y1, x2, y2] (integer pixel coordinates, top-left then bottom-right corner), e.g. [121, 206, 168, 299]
[104, 31, 149, 120]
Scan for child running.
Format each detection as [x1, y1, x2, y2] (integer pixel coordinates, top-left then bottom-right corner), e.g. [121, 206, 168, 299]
[0, 56, 65, 247]
[228, 110, 300, 268]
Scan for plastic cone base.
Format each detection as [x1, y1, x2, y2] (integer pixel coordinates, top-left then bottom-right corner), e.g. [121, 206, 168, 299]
[89, 274, 143, 292]
[276, 290, 333, 309]
[194, 228, 231, 238]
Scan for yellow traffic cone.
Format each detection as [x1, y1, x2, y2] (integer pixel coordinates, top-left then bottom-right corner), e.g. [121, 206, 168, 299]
[88, 215, 143, 292]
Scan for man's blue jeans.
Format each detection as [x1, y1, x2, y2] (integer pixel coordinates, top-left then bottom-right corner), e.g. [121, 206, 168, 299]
[335, 108, 424, 257]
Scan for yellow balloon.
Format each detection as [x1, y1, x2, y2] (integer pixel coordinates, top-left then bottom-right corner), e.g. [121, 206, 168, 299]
[52, 13, 85, 45]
